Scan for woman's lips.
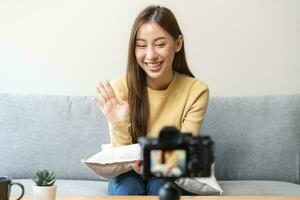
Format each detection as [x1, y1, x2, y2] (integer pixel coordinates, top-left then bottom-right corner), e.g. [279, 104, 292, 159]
[145, 61, 163, 72]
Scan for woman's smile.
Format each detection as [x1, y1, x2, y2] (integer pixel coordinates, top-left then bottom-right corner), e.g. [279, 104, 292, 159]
[145, 61, 163, 72]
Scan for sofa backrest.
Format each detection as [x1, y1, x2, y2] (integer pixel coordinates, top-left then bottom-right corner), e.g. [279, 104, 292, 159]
[0, 94, 110, 180]
[1, 94, 299, 183]
[201, 94, 300, 184]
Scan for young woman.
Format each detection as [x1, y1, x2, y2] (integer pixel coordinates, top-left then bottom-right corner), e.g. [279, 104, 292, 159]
[93, 5, 209, 195]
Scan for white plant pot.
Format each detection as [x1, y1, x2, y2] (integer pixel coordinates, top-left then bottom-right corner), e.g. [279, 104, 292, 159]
[33, 185, 57, 200]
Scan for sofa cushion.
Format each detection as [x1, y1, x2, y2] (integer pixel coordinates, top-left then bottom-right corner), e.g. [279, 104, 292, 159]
[11, 179, 108, 196]
[219, 180, 300, 195]
[202, 94, 300, 184]
[11, 179, 300, 196]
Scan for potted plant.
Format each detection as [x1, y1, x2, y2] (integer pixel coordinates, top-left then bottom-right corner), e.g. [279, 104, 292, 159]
[32, 169, 57, 200]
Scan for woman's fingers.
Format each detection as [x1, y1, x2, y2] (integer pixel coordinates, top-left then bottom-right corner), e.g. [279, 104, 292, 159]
[92, 96, 115, 115]
[97, 81, 120, 104]
[93, 80, 125, 119]
[94, 81, 118, 110]
[104, 80, 119, 102]
[97, 82, 110, 102]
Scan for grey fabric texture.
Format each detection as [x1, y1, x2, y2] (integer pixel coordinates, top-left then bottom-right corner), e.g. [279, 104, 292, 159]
[201, 94, 300, 184]
[1, 93, 300, 195]
[219, 180, 300, 195]
[10, 179, 108, 196]
[0, 94, 110, 180]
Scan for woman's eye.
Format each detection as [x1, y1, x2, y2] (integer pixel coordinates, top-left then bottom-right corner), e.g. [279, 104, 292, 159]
[136, 44, 146, 48]
[155, 43, 165, 47]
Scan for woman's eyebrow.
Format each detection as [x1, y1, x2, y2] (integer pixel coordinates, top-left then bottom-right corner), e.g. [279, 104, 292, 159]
[154, 37, 167, 41]
[136, 37, 167, 42]
[136, 38, 146, 42]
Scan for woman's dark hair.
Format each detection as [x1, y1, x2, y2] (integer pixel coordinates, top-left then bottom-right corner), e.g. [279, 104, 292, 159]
[126, 5, 194, 143]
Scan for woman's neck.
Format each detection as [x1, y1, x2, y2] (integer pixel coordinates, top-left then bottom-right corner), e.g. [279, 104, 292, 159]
[147, 71, 175, 90]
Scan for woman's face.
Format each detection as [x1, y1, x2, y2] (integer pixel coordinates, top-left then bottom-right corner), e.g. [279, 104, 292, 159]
[135, 22, 182, 88]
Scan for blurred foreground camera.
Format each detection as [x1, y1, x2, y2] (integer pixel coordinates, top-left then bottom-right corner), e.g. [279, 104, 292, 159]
[139, 126, 214, 179]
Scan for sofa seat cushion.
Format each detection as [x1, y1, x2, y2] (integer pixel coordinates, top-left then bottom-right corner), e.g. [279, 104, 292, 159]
[219, 180, 300, 195]
[11, 179, 108, 196]
[11, 179, 300, 196]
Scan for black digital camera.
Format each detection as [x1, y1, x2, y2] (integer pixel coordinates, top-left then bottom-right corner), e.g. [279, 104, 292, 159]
[139, 126, 214, 179]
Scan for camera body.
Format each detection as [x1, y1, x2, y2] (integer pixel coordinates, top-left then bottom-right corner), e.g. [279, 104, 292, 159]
[139, 126, 214, 179]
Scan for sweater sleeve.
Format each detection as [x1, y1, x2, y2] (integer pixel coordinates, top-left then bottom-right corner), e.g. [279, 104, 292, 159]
[108, 75, 132, 147]
[180, 81, 209, 135]
[108, 118, 132, 147]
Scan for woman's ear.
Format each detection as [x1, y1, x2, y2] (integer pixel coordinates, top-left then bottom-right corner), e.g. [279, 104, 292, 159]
[175, 35, 184, 52]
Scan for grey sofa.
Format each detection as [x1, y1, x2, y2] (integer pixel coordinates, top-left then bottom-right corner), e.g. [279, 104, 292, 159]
[0, 94, 299, 196]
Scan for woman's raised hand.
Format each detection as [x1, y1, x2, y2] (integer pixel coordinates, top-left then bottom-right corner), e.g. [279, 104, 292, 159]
[92, 80, 129, 122]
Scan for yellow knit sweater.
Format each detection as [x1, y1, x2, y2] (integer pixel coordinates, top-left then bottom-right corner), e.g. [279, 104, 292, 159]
[109, 71, 209, 147]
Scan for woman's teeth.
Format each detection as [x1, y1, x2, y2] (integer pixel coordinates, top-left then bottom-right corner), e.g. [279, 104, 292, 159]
[146, 62, 162, 68]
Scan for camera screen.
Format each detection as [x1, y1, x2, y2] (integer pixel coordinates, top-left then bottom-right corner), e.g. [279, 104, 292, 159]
[150, 149, 186, 177]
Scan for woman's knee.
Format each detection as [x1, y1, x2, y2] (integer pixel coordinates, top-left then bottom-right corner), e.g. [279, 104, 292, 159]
[146, 178, 167, 195]
[108, 171, 145, 195]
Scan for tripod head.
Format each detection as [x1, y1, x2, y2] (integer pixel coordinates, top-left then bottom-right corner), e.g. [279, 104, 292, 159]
[159, 179, 180, 200]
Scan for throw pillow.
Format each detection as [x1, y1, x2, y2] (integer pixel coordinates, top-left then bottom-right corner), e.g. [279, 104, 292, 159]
[82, 143, 141, 179]
[174, 163, 223, 195]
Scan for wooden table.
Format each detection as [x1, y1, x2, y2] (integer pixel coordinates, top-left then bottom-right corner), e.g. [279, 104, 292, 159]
[19, 196, 300, 200]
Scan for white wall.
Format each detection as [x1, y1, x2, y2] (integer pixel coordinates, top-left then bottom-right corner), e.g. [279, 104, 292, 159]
[0, 0, 299, 96]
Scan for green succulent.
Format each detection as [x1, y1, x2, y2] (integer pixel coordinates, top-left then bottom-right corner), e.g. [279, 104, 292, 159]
[33, 169, 56, 186]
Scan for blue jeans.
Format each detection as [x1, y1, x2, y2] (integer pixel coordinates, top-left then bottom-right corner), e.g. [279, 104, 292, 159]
[108, 170, 193, 195]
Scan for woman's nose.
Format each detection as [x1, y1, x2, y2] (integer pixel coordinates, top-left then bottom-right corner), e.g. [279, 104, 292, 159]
[145, 47, 158, 61]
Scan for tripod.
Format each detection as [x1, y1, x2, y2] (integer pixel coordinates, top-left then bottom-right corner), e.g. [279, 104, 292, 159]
[158, 179, 181, 200]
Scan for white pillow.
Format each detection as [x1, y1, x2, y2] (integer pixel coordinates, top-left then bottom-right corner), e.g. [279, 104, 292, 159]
[82, 143, 141, 179]
[88, 143, 141, 163]
[82, 143, 223, 195]
[174, 163, 223, 195]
